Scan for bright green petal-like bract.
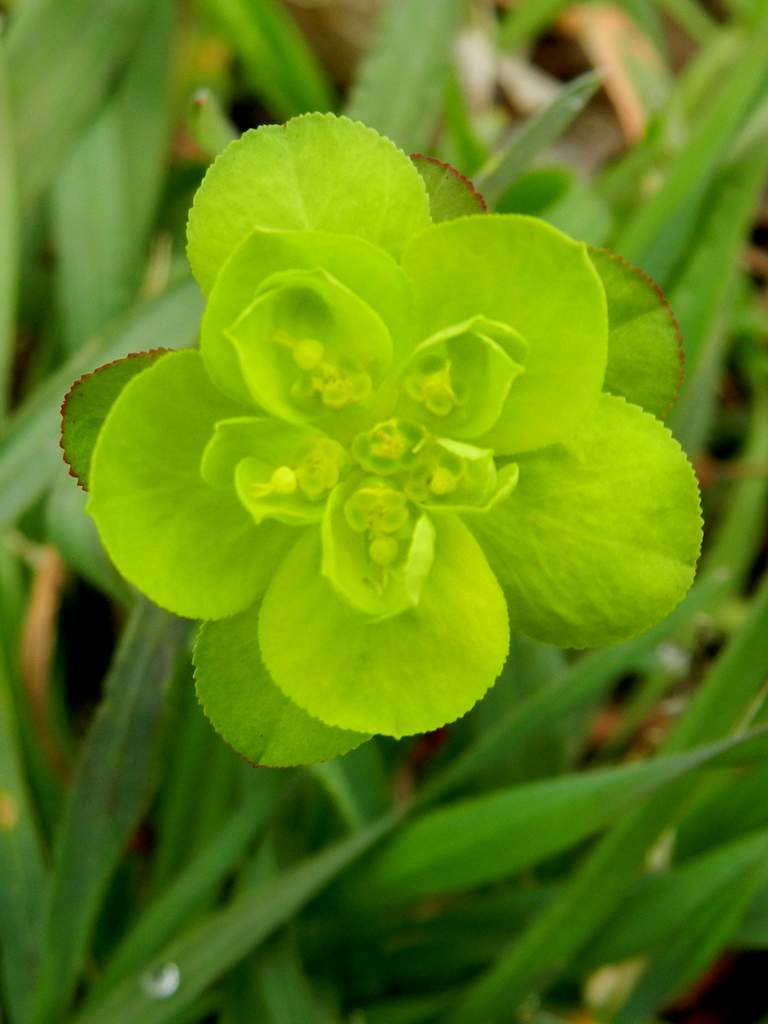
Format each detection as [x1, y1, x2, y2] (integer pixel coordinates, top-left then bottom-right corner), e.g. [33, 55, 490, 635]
[194, 607, 368, 768]
[201, 228, 417, 407]
[471, 394, 702, 649]
[61, 350, 167, 490]
[590, 247, 682, 419]
[259, 515, 509, 737]
[321, 478, 436, 619]
[402, 215, 608, 455]
[88, 351, 292, 620]
[225, 267, 393, 436]
[187, 113, 431, 295]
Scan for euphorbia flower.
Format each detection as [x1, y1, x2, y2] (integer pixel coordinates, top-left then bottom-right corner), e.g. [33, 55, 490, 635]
[61, 114, 702, 766]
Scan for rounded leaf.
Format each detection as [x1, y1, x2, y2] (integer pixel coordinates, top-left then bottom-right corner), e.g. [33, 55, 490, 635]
[471, 394, 702, 648]
[321, 478, 436, 619]
[397, 316, 526, 439]
[402, 215, 608, 454]
[194, 608, 368, 768]
[410, 155, 487, 221]
[60, 350, 168, 490]
[187, 113, 431, 294]
[88, 350, 293, 619]
[201, 228, 417, 406]
[259, 514, 509, 737]
[225, 268, 393, 435]
[589, 247, 683, 419]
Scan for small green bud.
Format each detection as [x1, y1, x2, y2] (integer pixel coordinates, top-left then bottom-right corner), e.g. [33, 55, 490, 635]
[296, 438, 345, 499]
[293, 338, 325, 372]
[369, 534, 399, 566]
[429, 466, 458, 495]
[351, 419, 424, 475]
[405, 356, 459, 417]
[343, 482, 409, 535]
[270, 465, 298, 495]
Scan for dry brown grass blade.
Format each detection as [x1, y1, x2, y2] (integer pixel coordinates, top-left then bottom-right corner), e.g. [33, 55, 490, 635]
[20, 545, 70, 778]
[560, 3, 664, 144]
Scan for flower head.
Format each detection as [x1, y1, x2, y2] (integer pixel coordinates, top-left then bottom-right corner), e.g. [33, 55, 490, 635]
[62, 114, 702, 765]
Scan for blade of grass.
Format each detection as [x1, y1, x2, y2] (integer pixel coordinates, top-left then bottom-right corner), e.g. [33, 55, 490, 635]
[660, 0, 718, 44]
[499, 0, 570, 50]
[615, 849, 768, 1022]
[309, 742, 391, 830]
[201, 0, 335, 120]
[149, 673, 238, 893]
[445, 573, 768, 1023]
[188, 89, 237, 160]
[0, 276, 203, 531]
[30, 602, 191, 1024]
[73, 813, 400, 1024]
[419, 569, 730, 804]
[92, 777, 280, 998]
[578, 827, 768, 974]
[5, 0, 155, 214]
[52, 0, 174, 354]
[699, 365, 768, 586]
[669, 147, 768, 453]
[255, 933, 340, 1024]
[613, 20, 768, 276]
[0, 41, 17, 425]
[474, 71, 601, 207]
[0, 610, 47, 1024]
[345, 0, 467, 154]
[356, 728, 768, 906]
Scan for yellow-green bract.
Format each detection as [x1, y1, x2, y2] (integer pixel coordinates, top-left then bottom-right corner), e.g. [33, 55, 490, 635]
[64, 113, 702, 766]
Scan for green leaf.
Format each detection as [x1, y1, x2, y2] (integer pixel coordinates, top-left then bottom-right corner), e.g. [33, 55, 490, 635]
[321, 478, 436, 619]
[0, 619, 47, 1023]
[580, 828, 768, 972]
[224, 267, 393, 432]
[0, 42, 17, 424]
[614, 19, 768, 276]
[61, 350, 168, 490]
[201, 417, 345, 525]
[92, 781, 279, 997]
[410, 155, 487, 221]
[187, 88, 237, 160]
[445, 576, 768, 1023]
[397, 315, 526, 439]
[499, 167, 612, 247]
[670, 147, 768, 453]
[72, 816, 396, 1024]
[402, 214, 608, 454]
[359, 735, 768, 905]
[421, 570, 729, 805]
[87, 350, 291, 620]
[475, 71, 602, 206]
[200, 0, 335, 121]
[344, 0, 467, 153]
[194, 605, 368, 768]
[0, 277, 202, 532]
[590, 248, 683, 419]
[52, 0, 174, 354]
[471, 394, 702, 648]
[187, 113, 431, 295]
[5, 0, 156, 214]
[201, 228, 415, 406]
[614, 851, 768, 1023]
[30, 602, 189, 1024]
[259, 514, 508, 736]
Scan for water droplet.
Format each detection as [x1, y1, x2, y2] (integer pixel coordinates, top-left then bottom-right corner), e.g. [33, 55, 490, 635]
[141, 963, 180, 1000]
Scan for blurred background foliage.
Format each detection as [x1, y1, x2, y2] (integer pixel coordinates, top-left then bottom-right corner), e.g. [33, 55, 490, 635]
[1, 1, 768, 1022]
